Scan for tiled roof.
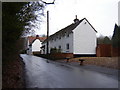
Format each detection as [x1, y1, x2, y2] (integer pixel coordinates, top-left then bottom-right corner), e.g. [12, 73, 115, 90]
[43, 18, 97, 43]
[28, 36, 47, 45]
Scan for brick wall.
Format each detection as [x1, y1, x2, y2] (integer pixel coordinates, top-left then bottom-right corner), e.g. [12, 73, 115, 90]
[33, 51, 41, 55]
[50, 53, 73, 60]
[34, 53, 73, 60]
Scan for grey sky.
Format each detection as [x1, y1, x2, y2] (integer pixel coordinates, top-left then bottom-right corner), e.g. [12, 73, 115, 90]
[35, 0, 119, 37]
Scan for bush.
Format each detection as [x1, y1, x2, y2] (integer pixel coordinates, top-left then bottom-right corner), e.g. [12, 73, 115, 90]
[50, 48, 61, 53]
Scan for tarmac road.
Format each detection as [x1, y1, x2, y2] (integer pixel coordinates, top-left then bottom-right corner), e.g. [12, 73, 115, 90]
[20, 54, 118, 88]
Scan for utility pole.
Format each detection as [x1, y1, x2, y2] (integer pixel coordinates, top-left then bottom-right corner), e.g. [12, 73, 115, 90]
[46, 11, 49, 54]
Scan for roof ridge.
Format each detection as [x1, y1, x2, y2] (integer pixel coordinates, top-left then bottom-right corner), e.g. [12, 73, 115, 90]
[43, 18, 85, 43]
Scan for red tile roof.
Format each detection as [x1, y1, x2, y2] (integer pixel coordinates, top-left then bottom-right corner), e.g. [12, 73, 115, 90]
[28, 36, 47, 45]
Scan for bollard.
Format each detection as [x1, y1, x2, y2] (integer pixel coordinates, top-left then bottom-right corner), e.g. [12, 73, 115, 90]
[66, 57, 70, 63]
[79, 59, 84, 65]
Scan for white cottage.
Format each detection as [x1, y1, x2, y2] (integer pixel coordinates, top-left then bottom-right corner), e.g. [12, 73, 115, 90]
[27, 35, 46, 55]
[41, 17, 97, 57]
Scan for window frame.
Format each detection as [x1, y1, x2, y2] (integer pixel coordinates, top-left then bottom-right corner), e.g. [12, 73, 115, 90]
[66, 43, 69, 50]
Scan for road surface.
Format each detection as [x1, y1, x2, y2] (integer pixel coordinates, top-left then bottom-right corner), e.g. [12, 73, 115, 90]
[20, 54, 118, 88]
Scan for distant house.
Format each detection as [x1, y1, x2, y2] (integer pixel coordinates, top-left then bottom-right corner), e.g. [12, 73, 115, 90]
[41, 16, 97, 57]
[27, 35, 46, 55]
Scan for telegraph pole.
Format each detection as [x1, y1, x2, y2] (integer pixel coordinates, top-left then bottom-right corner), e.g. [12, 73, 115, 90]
[46, 11, 49, 55]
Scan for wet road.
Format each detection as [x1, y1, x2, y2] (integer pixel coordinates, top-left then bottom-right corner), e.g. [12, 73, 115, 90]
[20, 54, 118, 88]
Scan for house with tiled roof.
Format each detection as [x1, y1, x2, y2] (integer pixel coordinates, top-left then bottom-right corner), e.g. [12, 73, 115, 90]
[41, 16, 97, 57]
[27, 35, 47, 55]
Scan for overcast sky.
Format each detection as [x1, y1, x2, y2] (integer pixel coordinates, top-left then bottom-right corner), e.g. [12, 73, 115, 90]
[35, 0, 119, 37]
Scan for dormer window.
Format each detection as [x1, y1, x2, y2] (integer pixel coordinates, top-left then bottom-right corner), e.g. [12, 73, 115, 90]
[67, 34, 69, 37]
[59, 36, 61, 39]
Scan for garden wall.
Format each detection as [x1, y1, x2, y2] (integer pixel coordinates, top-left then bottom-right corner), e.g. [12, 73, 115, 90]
[50, 53, 73, 60]
[34, 53, 73, 60]
[33, 51, 41, 55]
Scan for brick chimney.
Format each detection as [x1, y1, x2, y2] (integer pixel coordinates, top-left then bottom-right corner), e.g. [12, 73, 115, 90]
[36, 35, 39, 39]
[74, 15, 79, 23]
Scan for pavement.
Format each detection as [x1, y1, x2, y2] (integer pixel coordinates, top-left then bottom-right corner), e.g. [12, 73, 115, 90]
[20, 54, 119, 88]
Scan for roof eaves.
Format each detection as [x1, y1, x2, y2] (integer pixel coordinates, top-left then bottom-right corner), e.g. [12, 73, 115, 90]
[84, 18, 97, 33]
[42, 18, 85, 43]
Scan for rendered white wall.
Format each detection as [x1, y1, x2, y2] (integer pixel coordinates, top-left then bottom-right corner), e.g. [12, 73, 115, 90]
[42, 19, 97, 55]
[32, 39, 42, 52]
[49, 33, 73, 53]
[73, 19, 97, 54]
[42, 33, 73, 54]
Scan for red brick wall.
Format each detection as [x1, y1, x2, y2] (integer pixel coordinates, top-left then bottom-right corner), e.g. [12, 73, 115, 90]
[33, 51, 41, 55]
[50, 53, 73, 60]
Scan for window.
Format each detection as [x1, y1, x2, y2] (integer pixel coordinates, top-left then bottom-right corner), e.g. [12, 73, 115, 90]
[64, 32, 66, 37]
[50, 39, 52, 42]
[67, 34, 69, 37]
[59, 45, 61, 49]
[52, 38, 53, 41]
[59, 36, 61, 39]
[66, 43, 69, 50]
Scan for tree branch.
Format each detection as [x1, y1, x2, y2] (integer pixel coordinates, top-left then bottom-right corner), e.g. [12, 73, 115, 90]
[40, 0, 55, 4]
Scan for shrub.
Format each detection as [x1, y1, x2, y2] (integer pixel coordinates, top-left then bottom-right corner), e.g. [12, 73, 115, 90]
[50, 48, 61, 53]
